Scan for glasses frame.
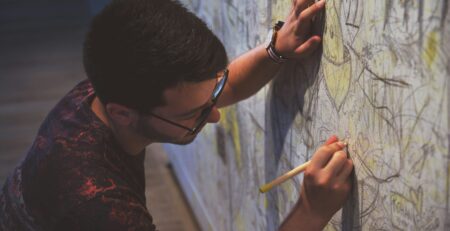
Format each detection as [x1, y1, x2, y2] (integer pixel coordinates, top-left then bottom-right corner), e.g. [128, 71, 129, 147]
[148, 69, 229, 134]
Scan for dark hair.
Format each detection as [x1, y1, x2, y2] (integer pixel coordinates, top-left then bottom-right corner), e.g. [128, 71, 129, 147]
[83, 0, 228, 113]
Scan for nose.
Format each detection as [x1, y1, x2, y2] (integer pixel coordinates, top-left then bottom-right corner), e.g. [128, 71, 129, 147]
[206, 106, 221, 123]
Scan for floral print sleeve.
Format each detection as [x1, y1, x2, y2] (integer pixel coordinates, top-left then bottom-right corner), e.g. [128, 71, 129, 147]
[0, 80, 157, 231]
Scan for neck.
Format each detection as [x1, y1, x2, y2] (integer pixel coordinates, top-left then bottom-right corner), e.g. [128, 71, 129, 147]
[91, 97, 153, 155]
[113, 126, 152, 155]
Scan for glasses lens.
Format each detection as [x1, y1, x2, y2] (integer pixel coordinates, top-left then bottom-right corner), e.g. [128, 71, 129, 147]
[191, 69, 228, 133]
[212, 71, 228, 100]
[191, 105, 213, 133]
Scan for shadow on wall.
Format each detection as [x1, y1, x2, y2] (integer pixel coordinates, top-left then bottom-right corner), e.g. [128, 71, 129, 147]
[263, 7, 362, 230]
[263, 9, 326, 230]
[341, 170, 360, 230]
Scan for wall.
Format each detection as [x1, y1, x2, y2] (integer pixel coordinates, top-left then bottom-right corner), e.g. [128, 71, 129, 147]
[165, 0, 450, 230]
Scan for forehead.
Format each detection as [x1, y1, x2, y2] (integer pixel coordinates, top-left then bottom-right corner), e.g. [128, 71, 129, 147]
[158, 78, 217, 114]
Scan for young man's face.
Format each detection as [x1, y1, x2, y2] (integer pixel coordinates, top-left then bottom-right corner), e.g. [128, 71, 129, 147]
[135, 76, 222, 144]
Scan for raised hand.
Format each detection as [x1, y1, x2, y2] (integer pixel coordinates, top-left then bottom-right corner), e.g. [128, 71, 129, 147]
[275, 0, 326, 59]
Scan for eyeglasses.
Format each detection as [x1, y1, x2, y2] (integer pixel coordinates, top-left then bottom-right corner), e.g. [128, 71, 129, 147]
[148, 69, 228, 134]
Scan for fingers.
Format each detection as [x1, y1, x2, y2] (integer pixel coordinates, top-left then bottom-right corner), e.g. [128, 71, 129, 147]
[295, 0, 326, 38]
[336, 158, 354, 182]
[325, 134, 338, 145]
[294, 35, 321, 57]
[299, 0, 326, 21]
[311, 140, 346, 168]
[293, 0, 316, 17]
[324, 150, 347, 175]
[281, 0, 325, 59]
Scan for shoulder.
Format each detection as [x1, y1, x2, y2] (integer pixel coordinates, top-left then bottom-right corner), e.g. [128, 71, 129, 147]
[54, 187, 157, 231]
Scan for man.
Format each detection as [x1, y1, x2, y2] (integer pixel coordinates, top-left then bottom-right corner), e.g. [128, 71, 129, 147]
[0, 0, 353, 230]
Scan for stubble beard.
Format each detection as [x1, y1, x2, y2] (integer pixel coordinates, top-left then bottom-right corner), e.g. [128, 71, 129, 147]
[135, 116, 198, 145]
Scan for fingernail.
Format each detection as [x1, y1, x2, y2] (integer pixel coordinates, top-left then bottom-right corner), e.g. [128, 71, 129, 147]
[317, 0, 326, 8]
[337, 142, 347, 148]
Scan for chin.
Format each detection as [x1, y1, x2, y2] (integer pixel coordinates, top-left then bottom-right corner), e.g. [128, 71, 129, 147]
[176, 134, 198, 145]
[154, 124, 206, 145]
[165, 132, 197, 145]
[173, 124, 208, 145]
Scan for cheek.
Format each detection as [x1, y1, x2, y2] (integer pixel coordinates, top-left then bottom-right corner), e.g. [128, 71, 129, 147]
[152, 119, 178, 133]
[149, 118, 190, 137]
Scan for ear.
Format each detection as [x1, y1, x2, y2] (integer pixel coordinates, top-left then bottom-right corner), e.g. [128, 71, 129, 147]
[105, 103, 136, 126]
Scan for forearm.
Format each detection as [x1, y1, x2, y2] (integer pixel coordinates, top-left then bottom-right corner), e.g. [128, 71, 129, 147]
[217, 44, 282, 108]
[279, 200, 328, 231]
[216, 0, 325, 108]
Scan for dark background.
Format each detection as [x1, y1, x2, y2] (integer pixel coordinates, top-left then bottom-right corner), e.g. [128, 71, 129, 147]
[0, 1, 200, 229]
[0, 0, 95, 183]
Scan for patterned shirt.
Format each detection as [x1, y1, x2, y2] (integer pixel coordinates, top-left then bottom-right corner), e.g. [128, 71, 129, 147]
[0, 80, 157, 231]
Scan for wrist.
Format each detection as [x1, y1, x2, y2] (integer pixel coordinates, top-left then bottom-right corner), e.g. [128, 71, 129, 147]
[298, 200, 330, 230]
[265, 21, 288, 64]
[279, 199, 329, 231]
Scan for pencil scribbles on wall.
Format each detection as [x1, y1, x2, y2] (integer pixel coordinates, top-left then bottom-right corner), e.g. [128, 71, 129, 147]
[168, 0, 450, 230]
